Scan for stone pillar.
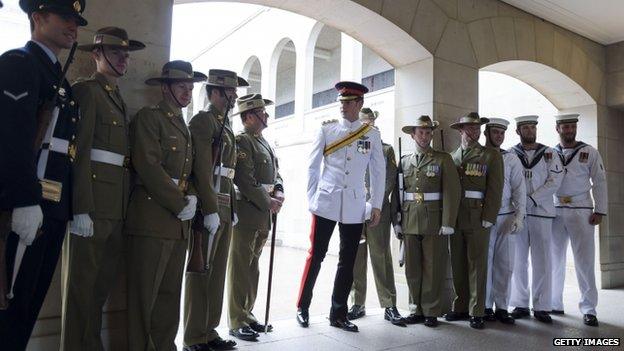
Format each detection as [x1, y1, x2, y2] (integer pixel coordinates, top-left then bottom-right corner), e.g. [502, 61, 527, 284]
[27, 1, 173, 350]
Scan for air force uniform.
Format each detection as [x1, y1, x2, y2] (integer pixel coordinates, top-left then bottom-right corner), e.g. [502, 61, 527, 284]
[298, 82, 385, 326]
[484, 119, 526, 315]
[551, 114, 607, 319]
[510, 116, 563, 314]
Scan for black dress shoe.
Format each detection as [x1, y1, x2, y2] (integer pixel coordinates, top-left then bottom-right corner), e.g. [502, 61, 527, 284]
[533, 310, 552, 324]
[583, 314, 599, 327]
[510, 307, 530, 319]
[347, 304, 366, 320]
[229, 326, 259, 341]
[495, 309, 515, 325]
[384, 307, 406, 327]
[444, 311, 470, 321]
[206, 337, 237, 351]
[183, 344, 211, 351]
[551, 309, 565, 315]
[329, 318, 359, 332]
[424, 317, 438, 328]
[296, 308, 309, 328]
[249, 321, 273, 333]
[404, 313, 425, 324]
[484, 308, 496, 322]
[469, 316, 485, 329]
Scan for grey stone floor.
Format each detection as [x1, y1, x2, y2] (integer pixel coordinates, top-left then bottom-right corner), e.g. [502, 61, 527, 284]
[176, 246, 624, 351]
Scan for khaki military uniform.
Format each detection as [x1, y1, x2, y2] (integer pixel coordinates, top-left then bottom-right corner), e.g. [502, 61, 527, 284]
[350, 143, 398, 308]
[398, 149, 460, 317]
[227, 128, 283, 329]
[450, 145, 503, 317]
[184, 104, 237, 346]
[125, 99, 193, 351]
[61, 73, 131, 351]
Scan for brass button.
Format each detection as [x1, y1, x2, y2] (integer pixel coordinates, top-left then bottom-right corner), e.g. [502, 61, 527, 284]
[172, 146, 177, 151]
[185, 158, 189, 162]
[113, 121, 118, 125]
[416, 177, 419, 181]
[72, 118, 76, 122]
[147, 196, 152, 200]
[92, 174, 96, 179]
[183, 173, 187, 177]
[415, 187, 420, 191]
[70, 101, 75, 106]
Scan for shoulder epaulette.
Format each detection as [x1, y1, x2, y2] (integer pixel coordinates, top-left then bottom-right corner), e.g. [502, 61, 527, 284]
[322, 119, 338, 125]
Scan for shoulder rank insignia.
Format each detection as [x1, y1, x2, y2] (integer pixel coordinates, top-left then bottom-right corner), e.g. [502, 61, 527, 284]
[579, 152, 589, 163]
[237, 151, 247, 159]
[322, 119, 338, 125]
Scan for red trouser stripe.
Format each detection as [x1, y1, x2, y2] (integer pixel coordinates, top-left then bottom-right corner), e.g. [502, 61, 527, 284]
[296, 215, 317, 307]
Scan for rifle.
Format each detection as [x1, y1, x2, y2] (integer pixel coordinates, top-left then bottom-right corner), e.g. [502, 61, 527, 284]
[263, 213, 278, 333]
[395, 138, 405, 267]
[186, 99, 232, 273]
[2, 42, 78, 307]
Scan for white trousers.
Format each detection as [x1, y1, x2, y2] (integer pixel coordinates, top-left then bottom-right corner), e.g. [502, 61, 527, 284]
[551, 207, 598, 315]
[486, 214, 515, 310]
[510, 216, 552, 311]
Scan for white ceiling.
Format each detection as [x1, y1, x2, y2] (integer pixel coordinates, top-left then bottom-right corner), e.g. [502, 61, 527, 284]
[502, 0, 624, 45]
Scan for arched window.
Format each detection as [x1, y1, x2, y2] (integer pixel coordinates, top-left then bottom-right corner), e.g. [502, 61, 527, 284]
[274, 40, 296, 119]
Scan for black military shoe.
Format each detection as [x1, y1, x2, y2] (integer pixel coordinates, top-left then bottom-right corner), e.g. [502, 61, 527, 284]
[511, 307, 531, 319]
[347, 304, 366, 320]
[206, 337, 237, 351]
[329, 318, 359, 332]
[551, 309, 565, 315]
[249, 321, 273, 333]
[484, 308, 496, 322]
[403, 313, 425, 324]
[533, 310, 552, 324]
[583, 314, 599, 327]
[494, 309, 515, 325]
[384, 307, 406, 327]
[469, 316, 485, 329]
[296, 308, 309, 328]
[424, 317, 438, 328]
[183, 344, 211, 351]
[229, 326, 259, 341]
[444, 311, 470, 321]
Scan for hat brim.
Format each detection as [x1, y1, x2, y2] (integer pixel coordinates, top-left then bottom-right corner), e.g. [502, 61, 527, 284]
[450, 117, 489, 130]
[206, 76, 249, 88]
[145, 71, 207, 86]
[401, 121, 439, 134]
[78, 39, 146, 52]
[232, 99, 274, 116]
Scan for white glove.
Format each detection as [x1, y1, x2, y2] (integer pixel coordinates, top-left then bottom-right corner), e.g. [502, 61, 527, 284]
[393, 224, 403, 240]
[482, 220, 493, 229]
[365, 202, 372, 221]
[233, 212, 239, 227]
[177, 195, 197, 221]
[508, 215, 524, 234]
[203, 212, 220, 234]
[69, 213, 94, 237]
[11, 205, 43, 245]
[438, 226, 454, 235]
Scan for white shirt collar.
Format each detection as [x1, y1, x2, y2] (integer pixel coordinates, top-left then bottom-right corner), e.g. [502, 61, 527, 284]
[32, 40, 58, 64]
[340, 118, 361, 129]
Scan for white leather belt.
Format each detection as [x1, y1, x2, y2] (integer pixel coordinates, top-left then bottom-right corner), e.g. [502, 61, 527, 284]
[43, 137, 70, 154]
[172, 178, 179, 185]
[404, 192, 441, 202]
[556, 192, 591, 205]
[465, 190, 484, 199]
[261, 184, 275, 193]
[214, 166, 235, 179]
[91, 149, 128, 167]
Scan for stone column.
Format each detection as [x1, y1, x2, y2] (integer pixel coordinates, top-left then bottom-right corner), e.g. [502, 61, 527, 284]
[27, 1, 173, 350]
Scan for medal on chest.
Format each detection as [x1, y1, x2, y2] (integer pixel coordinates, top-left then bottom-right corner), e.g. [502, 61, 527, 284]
[357, 139, 371, 154]
[426, 164, 439, 177]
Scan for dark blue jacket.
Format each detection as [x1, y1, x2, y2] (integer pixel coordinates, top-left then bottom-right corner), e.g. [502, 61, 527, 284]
[0, 41, 78, 221]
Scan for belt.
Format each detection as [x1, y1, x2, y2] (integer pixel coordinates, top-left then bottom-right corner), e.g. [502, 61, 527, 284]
[214, 166, 235, 179]
[404, 192, 441, 202]
[91, 149, 130, 167]
[42, 137, 70, 154]
[261, 184, 275, 193]
[556, 192, 591, 205]
[465, 190, 484, 199]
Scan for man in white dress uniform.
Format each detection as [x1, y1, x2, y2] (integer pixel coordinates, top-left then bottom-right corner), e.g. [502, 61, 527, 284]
[483, 118, 526, 325]
[296, 81, 385, 332]
[509, 115, 563, 324]
[551, 113, 607, 327]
